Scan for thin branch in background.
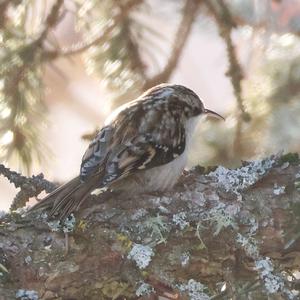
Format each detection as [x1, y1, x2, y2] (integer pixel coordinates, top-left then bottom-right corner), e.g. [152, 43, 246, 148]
[203, 0, 250, 154]
[44, 0, 143, 60]
[127, 20, 147, 82]
[37, 0, 64, 44]
[144, 0, 200, 90]
[0, 0, 10, 29]
[0, 164, 56, 211]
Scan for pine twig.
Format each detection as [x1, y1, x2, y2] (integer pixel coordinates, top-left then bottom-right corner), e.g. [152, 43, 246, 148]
[0, 0, 64, 172]
[0, 164, 57, 211]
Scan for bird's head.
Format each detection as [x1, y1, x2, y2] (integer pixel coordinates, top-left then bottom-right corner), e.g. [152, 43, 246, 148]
[146, 83, 224, 121]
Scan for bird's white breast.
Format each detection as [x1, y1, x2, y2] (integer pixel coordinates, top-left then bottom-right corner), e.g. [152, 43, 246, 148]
[143, 116, 200, 192]
[185, 115, 201, 151]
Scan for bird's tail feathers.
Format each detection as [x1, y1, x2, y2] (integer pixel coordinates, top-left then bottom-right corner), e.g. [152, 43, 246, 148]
[28, 176, 99, 222]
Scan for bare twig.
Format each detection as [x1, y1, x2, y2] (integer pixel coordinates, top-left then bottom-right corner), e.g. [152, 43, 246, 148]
[37, 0, 64, 44]
[0, 164, 56, 210]
[143, 0, 200, 89]
[203, 0, 250, 154]
[43, 0, 143, 60]
[203, 0, 247, 118]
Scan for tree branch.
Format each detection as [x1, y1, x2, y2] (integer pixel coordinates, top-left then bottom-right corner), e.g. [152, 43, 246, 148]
[1, 154, 300, 299]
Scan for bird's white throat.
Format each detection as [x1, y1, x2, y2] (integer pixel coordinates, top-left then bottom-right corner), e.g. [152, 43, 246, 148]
[185, 116, 201, 151]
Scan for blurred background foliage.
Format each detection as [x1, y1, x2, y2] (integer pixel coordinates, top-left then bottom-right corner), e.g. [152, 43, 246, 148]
[1, 0, 300, 173]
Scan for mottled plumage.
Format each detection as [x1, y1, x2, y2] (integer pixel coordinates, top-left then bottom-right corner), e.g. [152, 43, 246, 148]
[29, 84, 224, 221]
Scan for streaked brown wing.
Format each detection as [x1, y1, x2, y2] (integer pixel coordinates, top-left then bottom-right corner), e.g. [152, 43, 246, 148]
[101, 123, 186, 187]
[80, 125, 113, 181]
[80, 94, 186, 188]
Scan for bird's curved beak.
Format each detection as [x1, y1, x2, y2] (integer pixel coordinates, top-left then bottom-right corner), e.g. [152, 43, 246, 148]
[204, 109, 225, 121]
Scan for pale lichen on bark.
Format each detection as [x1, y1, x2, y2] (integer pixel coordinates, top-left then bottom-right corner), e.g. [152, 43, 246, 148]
[0, 154, 300, 299]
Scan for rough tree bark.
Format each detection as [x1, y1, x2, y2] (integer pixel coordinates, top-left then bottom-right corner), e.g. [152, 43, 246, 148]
[1, 154, 300, 300]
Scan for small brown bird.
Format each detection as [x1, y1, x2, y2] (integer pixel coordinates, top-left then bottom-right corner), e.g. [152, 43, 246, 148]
[29, 84, 224, 221]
